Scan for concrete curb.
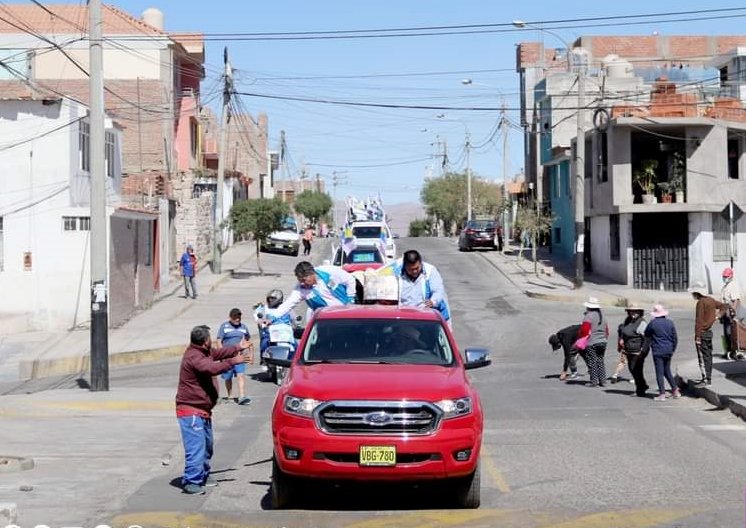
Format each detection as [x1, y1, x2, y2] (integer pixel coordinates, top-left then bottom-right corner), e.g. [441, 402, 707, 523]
[676, 374, 746, 421]
[524, 289, 695, 310]
[18, 344, 186, 380]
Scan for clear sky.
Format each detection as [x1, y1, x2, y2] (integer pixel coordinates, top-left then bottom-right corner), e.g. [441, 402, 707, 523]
[45, 1, 746, 203]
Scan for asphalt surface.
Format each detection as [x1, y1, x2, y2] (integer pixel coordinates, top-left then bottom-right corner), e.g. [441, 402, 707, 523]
[8, 238, 746, 527]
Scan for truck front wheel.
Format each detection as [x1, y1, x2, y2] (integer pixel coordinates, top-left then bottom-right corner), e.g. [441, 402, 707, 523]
[271, 456, 297, 509]
[453, 464, 481, 509]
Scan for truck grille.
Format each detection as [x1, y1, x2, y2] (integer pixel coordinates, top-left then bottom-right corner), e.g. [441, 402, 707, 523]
[315, 400, 441, 435]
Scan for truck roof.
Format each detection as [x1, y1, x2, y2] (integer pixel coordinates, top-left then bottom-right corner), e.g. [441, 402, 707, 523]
[314, 305, 441, 321]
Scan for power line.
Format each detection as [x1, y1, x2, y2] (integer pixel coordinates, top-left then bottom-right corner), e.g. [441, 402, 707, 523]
[107, 7, 746, 41]
[307, 157, 431, 168]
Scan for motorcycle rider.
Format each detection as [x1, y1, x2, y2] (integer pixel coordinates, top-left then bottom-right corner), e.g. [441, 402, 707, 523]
[265, 261, 357, 321]
[258, 289, 294, 353]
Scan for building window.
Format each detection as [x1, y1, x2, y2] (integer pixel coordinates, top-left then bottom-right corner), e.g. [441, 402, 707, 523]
[728, 138, 740, 180]
[63, 216, 90, 232]
[0, 216, 4, 271]
[713, 213, 736, 261]
[597, 131, 608, 182]
[610, 214, 620, 261]
[554, 168, 561, 198]
[105, 131, 115, 178]
[554, 227, 561, 243]
[79, 121, 90, 172]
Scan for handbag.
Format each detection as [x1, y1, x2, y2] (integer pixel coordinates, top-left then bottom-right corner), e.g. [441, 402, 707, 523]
[573, 335, 589, 351]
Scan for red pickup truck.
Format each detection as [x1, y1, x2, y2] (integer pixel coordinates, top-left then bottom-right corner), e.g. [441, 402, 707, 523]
[265, 305, 491, 509]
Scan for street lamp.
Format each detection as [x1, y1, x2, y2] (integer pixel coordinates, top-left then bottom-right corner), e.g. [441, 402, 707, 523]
[513, 19, 587, 287]
[437, 114, 472, 222]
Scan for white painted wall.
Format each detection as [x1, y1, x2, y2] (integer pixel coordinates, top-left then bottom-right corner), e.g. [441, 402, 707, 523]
[689, 211, 746, 295]
[0, 98, 121, 333]
[589, 214, 629, 284]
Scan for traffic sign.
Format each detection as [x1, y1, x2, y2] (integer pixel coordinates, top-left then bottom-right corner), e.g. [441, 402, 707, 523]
[720, 201, 744, 223]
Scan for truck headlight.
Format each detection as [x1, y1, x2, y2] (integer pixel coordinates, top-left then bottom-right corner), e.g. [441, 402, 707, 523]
[435, 397, 472, 419]
[284, 395, 323, 417]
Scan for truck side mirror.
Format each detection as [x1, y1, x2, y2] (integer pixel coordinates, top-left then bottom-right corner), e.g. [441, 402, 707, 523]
[463, 348, 491, 370]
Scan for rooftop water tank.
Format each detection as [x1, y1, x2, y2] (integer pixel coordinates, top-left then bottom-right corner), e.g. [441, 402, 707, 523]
[603, 54, 634, 78]
[142, 7, 164, 31]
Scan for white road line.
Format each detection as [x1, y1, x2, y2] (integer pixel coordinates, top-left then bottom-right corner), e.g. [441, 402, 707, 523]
[696, 424, 746, 431]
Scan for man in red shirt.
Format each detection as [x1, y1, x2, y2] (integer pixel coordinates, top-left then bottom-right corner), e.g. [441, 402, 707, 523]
[175, 325, 252, 494]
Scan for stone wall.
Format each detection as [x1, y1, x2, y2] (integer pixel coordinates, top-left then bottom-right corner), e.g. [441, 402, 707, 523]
[171, 170, 214, 267]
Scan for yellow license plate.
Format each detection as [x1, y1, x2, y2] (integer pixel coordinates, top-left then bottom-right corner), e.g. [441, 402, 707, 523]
[359, 445, 396, 466]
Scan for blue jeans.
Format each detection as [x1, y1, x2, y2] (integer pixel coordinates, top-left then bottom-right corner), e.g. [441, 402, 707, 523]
[178, 414, 213, 486]
[653, 354, 676, 393]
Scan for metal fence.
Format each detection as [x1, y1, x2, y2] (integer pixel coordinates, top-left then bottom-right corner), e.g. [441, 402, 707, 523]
[632, 246, 688, 292]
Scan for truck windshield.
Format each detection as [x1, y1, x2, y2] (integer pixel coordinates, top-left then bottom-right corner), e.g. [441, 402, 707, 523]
[301, 319, 454, 366]
[352, 226, 382, 238]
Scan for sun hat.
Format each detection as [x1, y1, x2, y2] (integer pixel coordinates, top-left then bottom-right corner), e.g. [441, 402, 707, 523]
[723, 267, 734, 279]
[650, 304, 669, 318]
[583, 297, 601, 309]
[624, 302, 644, 312]
[687, 282, 708, 296]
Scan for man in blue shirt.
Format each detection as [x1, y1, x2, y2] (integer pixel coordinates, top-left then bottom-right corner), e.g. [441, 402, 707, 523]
[179, 244, 197, 299]
[217, 308, 254, 405]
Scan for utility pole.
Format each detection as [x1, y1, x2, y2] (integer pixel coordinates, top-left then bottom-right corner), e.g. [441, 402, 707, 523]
[501, 104, 509, 251]
[279, 130, 287, 203]
[574, 52, 587, 288]
[89, 0, 108, 391]
[465, 130, 472, 222]
[332, 170, 348, 229]
[213, 47, 232, 274]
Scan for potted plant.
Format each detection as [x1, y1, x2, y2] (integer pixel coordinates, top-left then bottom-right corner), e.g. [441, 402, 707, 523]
[633, 159, 658, 204]
[670, 151, 685, 203]
[657, 181, 674, 203]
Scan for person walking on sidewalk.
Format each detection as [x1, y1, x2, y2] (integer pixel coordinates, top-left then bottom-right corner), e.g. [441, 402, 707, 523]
[616, 304, 649, 396]
[217, 308, 254, 405]
[548, 324, 582, 381]
[720, 267, 743, 359]
[179, 244, 198, 299]
[576, 297, 609, 388]
[302, 225, 314, 256]
[689, 282, 725, 387]
[644, 304, 681, 402]
[175, 325, 252, 494]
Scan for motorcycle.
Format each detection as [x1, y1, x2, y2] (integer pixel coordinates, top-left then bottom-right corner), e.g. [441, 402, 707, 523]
[253, 303, 303, 385]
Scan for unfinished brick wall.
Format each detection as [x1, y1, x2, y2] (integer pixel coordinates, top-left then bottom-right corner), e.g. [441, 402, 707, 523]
[170, 170, 214, 265]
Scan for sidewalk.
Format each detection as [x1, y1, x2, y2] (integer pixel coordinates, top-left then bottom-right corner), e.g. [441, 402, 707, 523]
[0, 241, 265, 382]
[485, 241, 695, 310]
[480, 239, 746, 423]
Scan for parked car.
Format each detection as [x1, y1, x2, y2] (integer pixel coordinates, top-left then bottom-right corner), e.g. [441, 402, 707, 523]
[351, 221, 396, 260]
[265, 305, 491, 509]
[262, 217, 301, 256]
[458, 220, 498, 251]
[329, 242, 386, 274]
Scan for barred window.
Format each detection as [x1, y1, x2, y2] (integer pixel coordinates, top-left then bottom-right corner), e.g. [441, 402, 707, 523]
[79, 121, 90, 172]
[713, 213, 736, 261]
[63, 216, 90, 232]
[610, 214, 620, 261]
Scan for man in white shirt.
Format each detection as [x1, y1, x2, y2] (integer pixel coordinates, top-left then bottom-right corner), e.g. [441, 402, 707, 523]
[267, 261, 357, 321]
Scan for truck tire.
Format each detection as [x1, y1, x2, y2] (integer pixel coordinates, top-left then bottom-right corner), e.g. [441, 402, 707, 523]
[453, 464, 481, 509]
[271, 456, 297, 509]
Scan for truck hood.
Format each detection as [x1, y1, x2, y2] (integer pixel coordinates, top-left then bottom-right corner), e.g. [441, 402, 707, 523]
[269, 231, 300, 241]
[288, 363, 469, 401]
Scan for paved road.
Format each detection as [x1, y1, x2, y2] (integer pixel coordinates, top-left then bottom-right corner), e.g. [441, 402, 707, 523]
[11, 238, 746, 527]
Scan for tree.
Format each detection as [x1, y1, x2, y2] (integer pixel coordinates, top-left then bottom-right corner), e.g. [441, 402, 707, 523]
[408, 218, 431, 237]
[293, 190, 333, 227]
[513, 205, 554, 275]
[230, 198, 290, 274]
[421, 171, 501, 235]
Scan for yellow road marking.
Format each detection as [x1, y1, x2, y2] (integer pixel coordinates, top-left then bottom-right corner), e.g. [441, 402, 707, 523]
[539, 508, 701, 528]
[36, 400, 174, 411]
[480, 446, 511, 493]
[348, 510, 499, 528]
[111, 512, 258, 528]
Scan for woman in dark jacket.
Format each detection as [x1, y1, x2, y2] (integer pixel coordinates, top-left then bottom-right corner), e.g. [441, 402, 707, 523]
[644, 304, 681, 401]
[617, 304, 649, 396]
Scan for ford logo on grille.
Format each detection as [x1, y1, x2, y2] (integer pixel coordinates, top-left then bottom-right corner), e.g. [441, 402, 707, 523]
[363, 411, 393, 426]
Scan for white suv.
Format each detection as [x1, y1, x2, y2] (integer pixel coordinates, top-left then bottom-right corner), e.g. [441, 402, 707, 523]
[351, 221, 396, 261]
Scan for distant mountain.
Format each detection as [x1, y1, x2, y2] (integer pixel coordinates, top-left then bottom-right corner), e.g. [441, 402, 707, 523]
[385, 202, 425, 236]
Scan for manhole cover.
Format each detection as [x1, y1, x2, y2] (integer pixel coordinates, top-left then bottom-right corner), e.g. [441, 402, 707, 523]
[0, 456, 34, 473]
